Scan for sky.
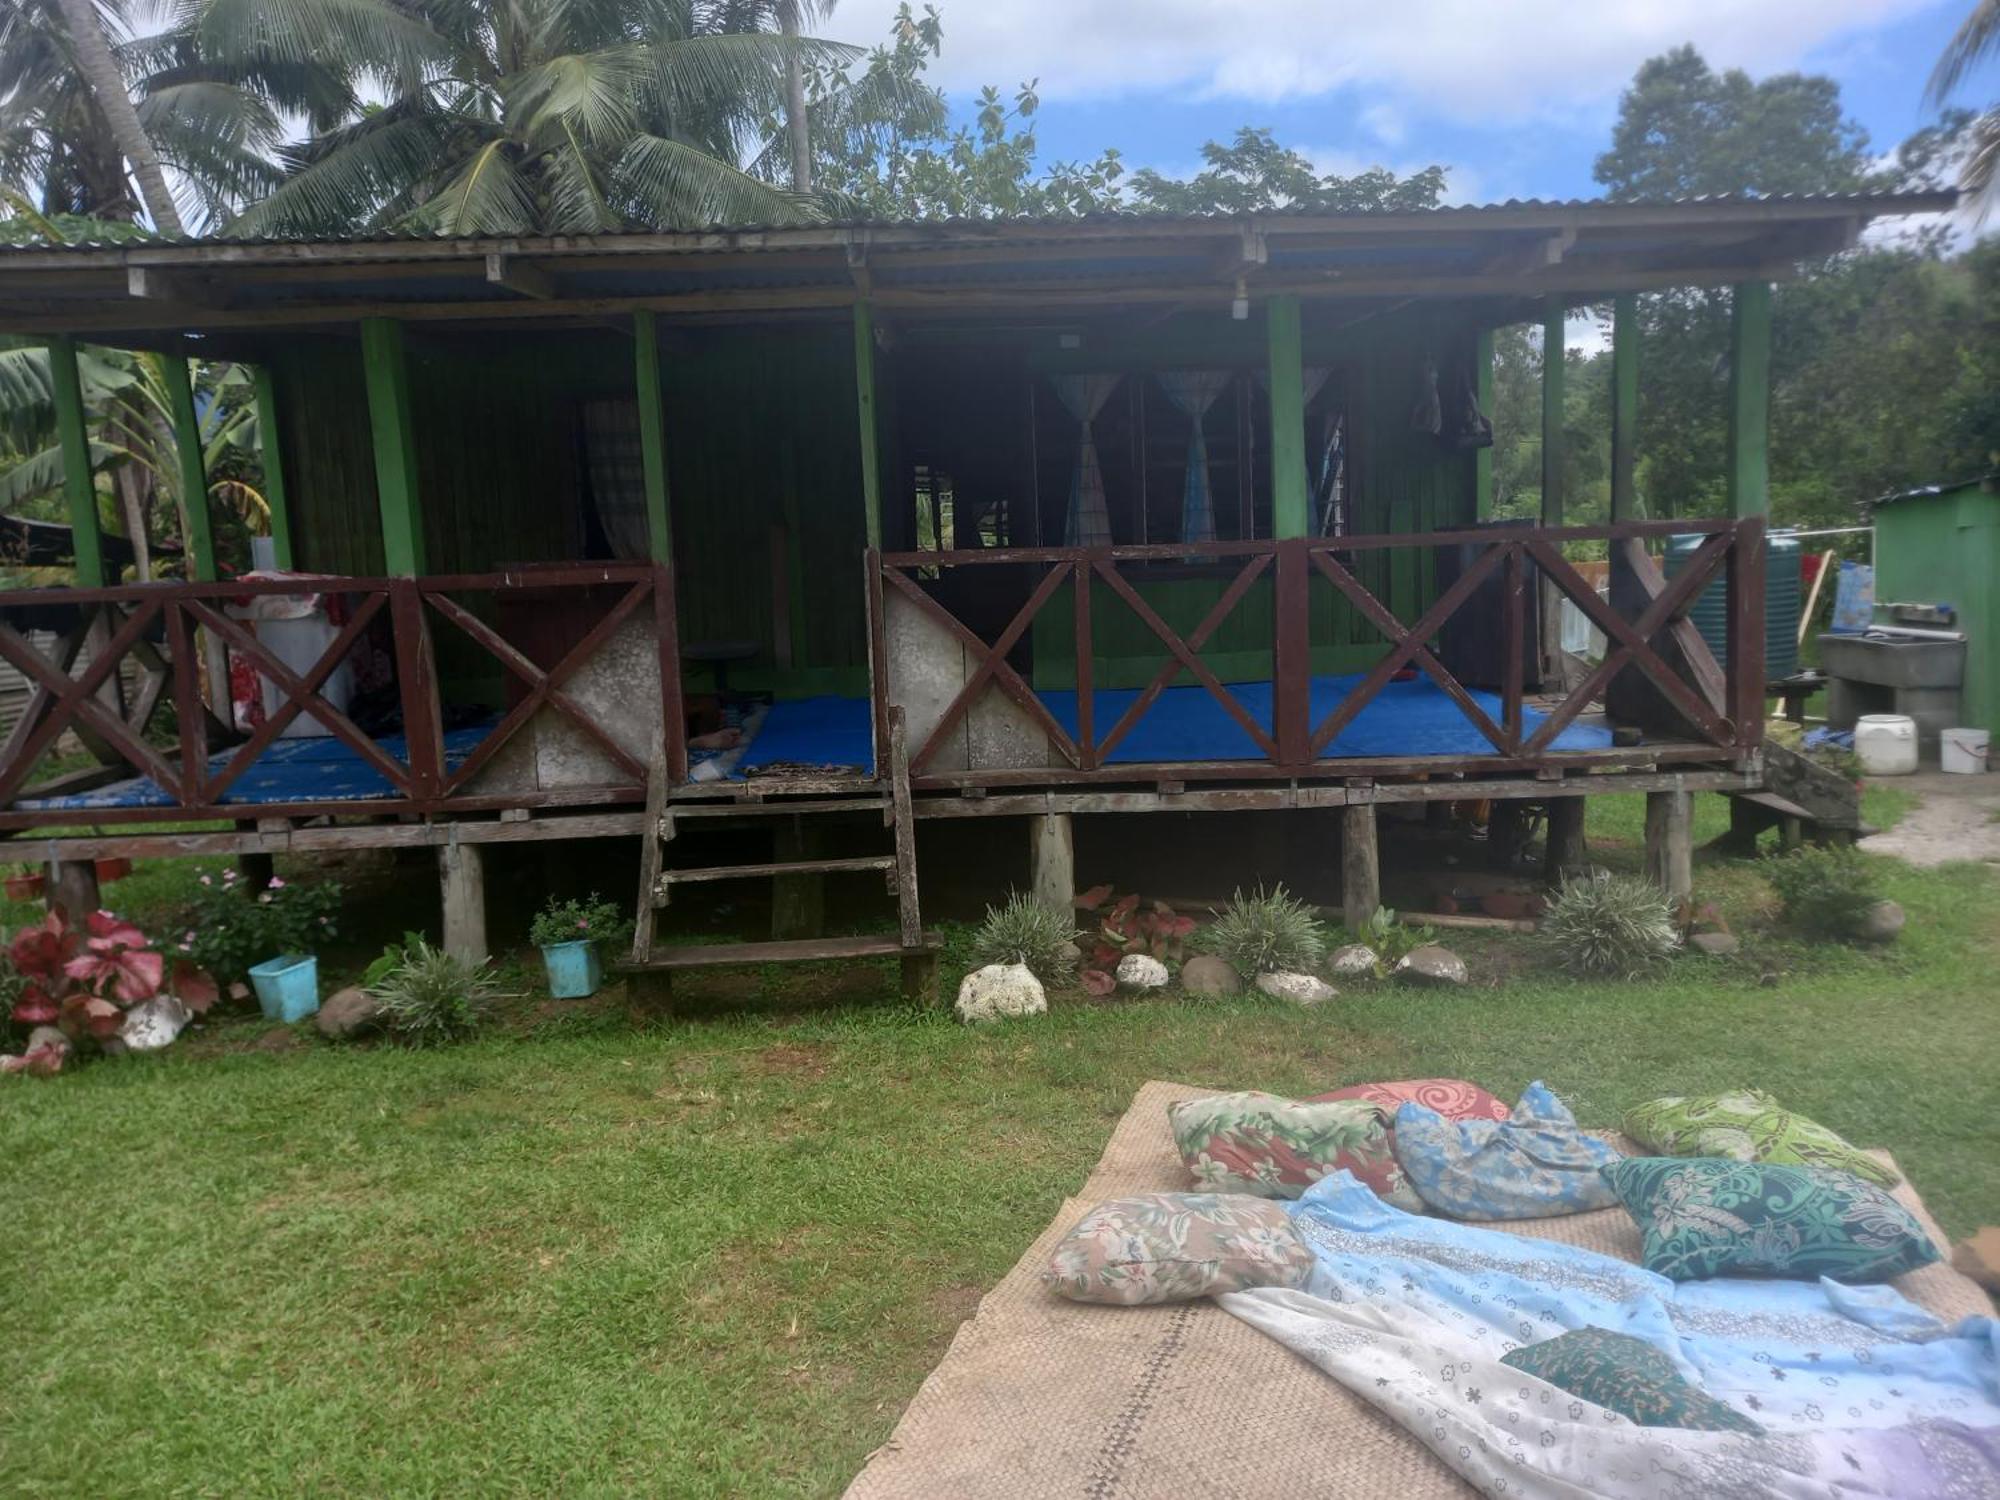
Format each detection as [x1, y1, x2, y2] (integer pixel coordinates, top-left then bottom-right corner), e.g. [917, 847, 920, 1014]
[825, 0, 1997, 208]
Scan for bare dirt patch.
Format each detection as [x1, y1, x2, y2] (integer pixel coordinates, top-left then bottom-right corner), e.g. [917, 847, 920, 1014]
[751, 1041, 835, 1079]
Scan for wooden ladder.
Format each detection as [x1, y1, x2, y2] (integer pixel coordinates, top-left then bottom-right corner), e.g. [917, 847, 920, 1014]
[622, 707, 938, 997]
[1721, 739, 1864, 850]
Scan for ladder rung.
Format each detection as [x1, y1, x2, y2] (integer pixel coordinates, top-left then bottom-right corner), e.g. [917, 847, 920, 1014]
[661, 855, 896, 884]
[619, 932, 940, 970]
[667, 797, 888, 819]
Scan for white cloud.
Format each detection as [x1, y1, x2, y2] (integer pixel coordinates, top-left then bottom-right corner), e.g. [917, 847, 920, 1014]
[1359, 103, 1407, 147]
[827, 0, 1934, 122]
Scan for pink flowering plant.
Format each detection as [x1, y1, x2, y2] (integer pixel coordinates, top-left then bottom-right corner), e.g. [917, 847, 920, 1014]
[181, 866, 343, 986]
[529, 893, 628, 951]
[2, 906, 218, 1072]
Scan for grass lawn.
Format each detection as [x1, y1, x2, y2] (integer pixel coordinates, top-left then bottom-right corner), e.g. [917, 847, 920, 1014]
[3, 791, 1995, 1496]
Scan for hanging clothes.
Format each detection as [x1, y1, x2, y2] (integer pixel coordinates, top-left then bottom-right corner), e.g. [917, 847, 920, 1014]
[1154, 371, 1232, 544]
[1050, 373, 1121, 547]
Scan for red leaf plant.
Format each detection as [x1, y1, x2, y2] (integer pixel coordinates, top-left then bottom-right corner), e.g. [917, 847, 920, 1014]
[3, 905, 217, 1064]
[1077, 890, 1198, 994]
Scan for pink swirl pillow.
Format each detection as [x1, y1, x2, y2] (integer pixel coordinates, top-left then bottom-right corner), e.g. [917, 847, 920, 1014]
[1309, 1078, 1511, 1122]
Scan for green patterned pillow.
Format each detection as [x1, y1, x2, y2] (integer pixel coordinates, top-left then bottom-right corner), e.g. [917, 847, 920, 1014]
[1621, 1088, 1897, 1186]
[1501, 1327, 1763, 1434]
[1600, 1157, 1940, 1283]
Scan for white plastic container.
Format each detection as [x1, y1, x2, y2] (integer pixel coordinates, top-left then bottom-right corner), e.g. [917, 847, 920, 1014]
[1941, 726, 1990, 775]
[1854, 713, 1919, 776]
[255, 614, 354, 738]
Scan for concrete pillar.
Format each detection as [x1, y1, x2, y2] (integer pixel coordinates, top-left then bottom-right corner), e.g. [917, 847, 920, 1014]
[1643, 790, 1693, 904]
[1544, 798, 1587, 885]
[1028, 812, 1074, 912]
[44, 859, 99, 920]
[1340, 802, 1380, 930]
[438, 841, 488, 963]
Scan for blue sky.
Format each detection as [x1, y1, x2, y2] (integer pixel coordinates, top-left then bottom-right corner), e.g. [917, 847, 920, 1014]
[830, 0, 1996, 205]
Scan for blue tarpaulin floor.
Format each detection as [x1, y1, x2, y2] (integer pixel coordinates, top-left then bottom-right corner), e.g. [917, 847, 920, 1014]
[17, 675, 1610, 810]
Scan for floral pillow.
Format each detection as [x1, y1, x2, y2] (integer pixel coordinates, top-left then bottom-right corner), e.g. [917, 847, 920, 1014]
[1041, 1193, 1316, 1305]
[1501, 1327, 1764, 1434]
[1169, 1092, 1423, 1210]
[1600, 1157, 1941, 1283]
[1622, 1088, 1897, 1187]
[1310, 1078, 1511, 1122]
[1391, 1081, 1622, 1221]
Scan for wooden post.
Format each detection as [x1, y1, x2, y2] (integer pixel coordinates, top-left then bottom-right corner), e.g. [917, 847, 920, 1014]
[1027, 812, 1074, 911]
[252, 365, 295, 568]
[1266, 294, 1308, 539]
[1539, 295, 1566, 681]
[1473, 327, 1495, 520]
[161, 355, 216, 581]
[1609, 293, 1639, 522]
[438, 839, 488, 964]
[633, 309, 672, 562]
[1727, 282, 1771, 519]
[1544, 797, 1586, 886]
[47, 335, 105, 587]
[360, 317, 425, 575]
[771, 816, 825, 941]
[1488, 801, 1526, 871]
[1340, 801, 1379, 930]
[44, 858, 99, 921]
[853, 300, 883, 549]
[1643, 789, 1692, 903]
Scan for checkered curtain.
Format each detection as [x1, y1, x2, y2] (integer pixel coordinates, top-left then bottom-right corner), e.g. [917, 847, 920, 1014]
[581, 398, 651, 560]
[1154, 370, 1232, 545]
[1050, 373, 1121, 546]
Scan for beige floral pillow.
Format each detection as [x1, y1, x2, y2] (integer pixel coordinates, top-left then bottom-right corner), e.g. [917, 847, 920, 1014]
[1041, 1192, 1316, 1305]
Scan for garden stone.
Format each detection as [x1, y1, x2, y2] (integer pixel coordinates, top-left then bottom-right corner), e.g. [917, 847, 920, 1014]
[1178, 954, 1240, 996]
[25, 1025, 67, 1054]
[1394, 944, 1469, 987]
[955, 964, 1046, 1024]
[1056, 940, 1084, 971]
[118, 994, 190, 1052]
[316, 986, 381, 1041]
[1687, 931, 1740, 956]
[1327, 944, 1380, 979]
[1115, 953, 1170, 991]
[1857, 900, 1905, 945]
[1255, 971, 1336, 1005]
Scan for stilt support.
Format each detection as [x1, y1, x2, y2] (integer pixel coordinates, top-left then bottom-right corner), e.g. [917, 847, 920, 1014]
[900, 951, 939, 1004]
[1544, 797, 1587, 885]
[772, 816, 826, 940]
[1028, 812, 1075, 912]
[44, 859, 99, 920]
[1489, 801, 1526, 871]
[1340, 802, 1380, 930]
[438, 840, 488, 963]
[1643, 790, 1693, 904]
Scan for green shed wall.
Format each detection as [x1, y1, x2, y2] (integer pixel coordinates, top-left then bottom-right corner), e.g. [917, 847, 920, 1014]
[1872, 481, 2000, 732]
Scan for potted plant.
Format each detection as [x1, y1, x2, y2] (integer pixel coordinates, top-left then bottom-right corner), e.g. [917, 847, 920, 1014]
[181, 867, 343, 1022]
[93, 856, 133, 884]
[4, 866, 44, 902]
[530, 893, 625, 999]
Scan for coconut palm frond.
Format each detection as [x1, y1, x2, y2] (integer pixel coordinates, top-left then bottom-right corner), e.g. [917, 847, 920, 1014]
[615, 130, 817, 228]
[507, 46, 646, 147]
[1962, 109, 2000, 210]
[407, 137, 537, 235]
[193, 0, 447, 82]
[1929, 0, 2000, 104]
[646, 31, 852, 116]
[229, 110, 451, 235]
[544, 118, 621, 231]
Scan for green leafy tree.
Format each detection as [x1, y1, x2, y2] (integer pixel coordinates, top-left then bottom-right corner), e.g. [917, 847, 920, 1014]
[1126, 128, 1445, 214]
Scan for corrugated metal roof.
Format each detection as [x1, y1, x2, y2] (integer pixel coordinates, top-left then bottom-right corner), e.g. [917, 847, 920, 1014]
[1871, 473, 2000, 507]
[0, 190, 1955, 255]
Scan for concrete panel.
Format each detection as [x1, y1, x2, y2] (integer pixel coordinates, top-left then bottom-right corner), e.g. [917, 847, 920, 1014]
[885, 591, 969, 773]
[535, 613, 662, 789]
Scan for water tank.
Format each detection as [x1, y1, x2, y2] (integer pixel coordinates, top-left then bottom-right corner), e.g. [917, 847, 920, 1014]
[1665, 532, 1799, 682]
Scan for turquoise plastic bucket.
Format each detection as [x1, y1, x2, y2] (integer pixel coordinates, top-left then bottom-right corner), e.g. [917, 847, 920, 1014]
[541, 939, 603, 999]
[249, 953, 320, 1022]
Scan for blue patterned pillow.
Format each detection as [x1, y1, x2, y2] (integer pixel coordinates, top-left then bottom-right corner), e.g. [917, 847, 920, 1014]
[1600, 1157, 1941, 1283]
[1391, 1081, 1622, 1220]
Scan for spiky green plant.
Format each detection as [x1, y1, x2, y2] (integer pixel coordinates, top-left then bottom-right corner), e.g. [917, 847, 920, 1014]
[1199, 884, 1325, 978]
[1766, 844, 1882, 940]
[968, 892, 1078, 981]
[1536, 872, 1679, 979]
[369, 938, 500, 1047]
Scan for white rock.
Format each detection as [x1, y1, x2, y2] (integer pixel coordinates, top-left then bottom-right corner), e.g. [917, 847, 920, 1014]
[1327, 944, 1381, 978]
[1115, 953, 1171, 990]
[118, 994, 191, 1052]
[955, 963, 1047, 1024]
[1394, 944, 1470, 987]
[1256, 970, 1337, 1005]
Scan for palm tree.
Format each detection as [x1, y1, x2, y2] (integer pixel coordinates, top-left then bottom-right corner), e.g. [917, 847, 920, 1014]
[51, 0, 183, 232]
[1929, 0, 1999, 203]
[1, 0, 352, 231]
[218, 0, 852, 236]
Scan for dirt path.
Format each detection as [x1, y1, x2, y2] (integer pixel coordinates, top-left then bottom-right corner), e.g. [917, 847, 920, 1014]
[1860, 771, 2000, 869]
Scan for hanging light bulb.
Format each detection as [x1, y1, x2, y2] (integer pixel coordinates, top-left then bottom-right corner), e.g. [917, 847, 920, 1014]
[1231, 277, 1249, 321]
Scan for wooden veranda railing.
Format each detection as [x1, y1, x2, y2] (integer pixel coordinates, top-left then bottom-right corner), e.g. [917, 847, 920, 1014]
[869, 518, 1766, 784]
[0, 561, 682, 828]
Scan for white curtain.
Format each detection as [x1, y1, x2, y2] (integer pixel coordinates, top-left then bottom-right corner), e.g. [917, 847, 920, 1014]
[1154, 370, 1232, 545]
[580, 398, 652, 560]
[1050, 373, 1121, 546]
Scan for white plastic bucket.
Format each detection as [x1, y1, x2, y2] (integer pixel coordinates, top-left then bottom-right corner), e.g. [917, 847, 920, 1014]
[1855, 714, 1919, 776]
[255, 614, 355, 738]
[1941, 727, 1990, 775]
